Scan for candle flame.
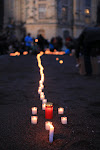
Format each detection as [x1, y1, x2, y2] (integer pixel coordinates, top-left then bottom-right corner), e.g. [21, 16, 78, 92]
[10, 51, 20, 56]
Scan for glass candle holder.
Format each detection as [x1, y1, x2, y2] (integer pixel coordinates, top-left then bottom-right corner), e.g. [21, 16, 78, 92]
[45, 102, 53, 119]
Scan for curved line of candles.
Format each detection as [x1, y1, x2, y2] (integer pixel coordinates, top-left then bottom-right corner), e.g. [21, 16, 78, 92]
[37, 52, 46, 106]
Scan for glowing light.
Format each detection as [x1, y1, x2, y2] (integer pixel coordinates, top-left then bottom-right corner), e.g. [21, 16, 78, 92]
[59, 60, 63, 64]
[10, 51, 20, 56]
[23, 51, 28, 55]
[56, 57, 59, 61]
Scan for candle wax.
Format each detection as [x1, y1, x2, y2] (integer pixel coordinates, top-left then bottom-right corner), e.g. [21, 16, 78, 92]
[45, 107, 53, 119]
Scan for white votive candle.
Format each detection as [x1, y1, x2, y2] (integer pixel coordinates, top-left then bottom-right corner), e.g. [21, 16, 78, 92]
[31, 116, 38, 124]
[58, 107, 64, 114]
[38, 88, 42, 94]
[61, 117, 67, 124]
[40, 94, 45, 100]
[45, 121, 52, 130]
[42, 99, 47, 104]
[42, 103, 46, 110]
[49, 125, 54, 143]
[32, 107, 37, 115]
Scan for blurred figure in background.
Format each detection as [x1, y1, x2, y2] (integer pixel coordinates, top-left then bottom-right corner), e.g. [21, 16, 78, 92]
[24, 33, 33, 53]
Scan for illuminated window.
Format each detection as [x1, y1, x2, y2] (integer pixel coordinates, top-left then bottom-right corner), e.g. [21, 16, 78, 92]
[38, 4, 46, 19]
[84, 9, 90, 14]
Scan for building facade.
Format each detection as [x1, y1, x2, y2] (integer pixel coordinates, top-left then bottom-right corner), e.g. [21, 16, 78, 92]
[4, 0, 99, 40]
[0, 0, 4, 29]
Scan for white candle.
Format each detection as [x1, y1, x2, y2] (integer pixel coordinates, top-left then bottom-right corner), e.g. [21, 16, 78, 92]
[42, 99, 47, 104]
[40, 94, 45, 100]
[42, 103, 46, 110]
[31, 116, 38, 124]
[38, 88, 42, 94]
[58, 107, 64, 114]
[45, 121, 52, 130]
[61, 117, 67, 124]
[32, 107, 37, 115]
[49, 125, 54, 143]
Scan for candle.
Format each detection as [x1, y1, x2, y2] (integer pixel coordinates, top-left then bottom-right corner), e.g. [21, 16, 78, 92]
[45, 121, 52, 130]
[42, 99, 47, 104]
[40, 94, 45, 100]
[58, 107, 64, 114]
[45, 102, 53, 119]
[31, 116, 38, 124]
[49, 125, 54, 143]
[42, 103, 46, 110]
[32, 107, 37, 115]
[38, 88, 42, 94]
[61, 117, 67, 124]
[59, 60, 63, 64]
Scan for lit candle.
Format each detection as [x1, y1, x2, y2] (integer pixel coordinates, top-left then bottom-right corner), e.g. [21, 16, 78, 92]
[42, 103, 46, 110]
[56, 57, 59, 61]
[38, 88, 42, 94]
[45, 102, 53, 119]
[61, 117, 67, 124]
[58, 107, 64, 114]
[42, 99, 47, 104]
[45, 121, 52, 130]
[40, 94, 45, 100]
[32, 107, 37, 115]
[59, 60, 63, 64]
[49, 125, 54, 143]
[31, 116, 38, 124]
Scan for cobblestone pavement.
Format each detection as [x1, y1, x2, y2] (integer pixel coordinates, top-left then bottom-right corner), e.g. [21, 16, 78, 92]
[0, 54, 100, 150]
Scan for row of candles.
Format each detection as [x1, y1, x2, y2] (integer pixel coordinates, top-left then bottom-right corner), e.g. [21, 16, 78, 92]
[30, 52, 67, 143]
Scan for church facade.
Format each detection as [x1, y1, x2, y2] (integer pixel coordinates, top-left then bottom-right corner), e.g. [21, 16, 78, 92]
[4, 0, 99, 40]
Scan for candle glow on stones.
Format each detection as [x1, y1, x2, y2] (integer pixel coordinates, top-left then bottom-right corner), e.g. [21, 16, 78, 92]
[58, 107, 64, 114]
[61, 117, 67, 124]
[31, 116, 38, 124]
[32, 107, 37, 115]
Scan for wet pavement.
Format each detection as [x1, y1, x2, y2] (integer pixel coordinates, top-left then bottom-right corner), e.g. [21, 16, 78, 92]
[0, 54, 100, 150]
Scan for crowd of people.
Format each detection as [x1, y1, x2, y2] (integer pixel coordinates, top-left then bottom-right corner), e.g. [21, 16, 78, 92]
[0, 31, 64, 55]
[0, 26, 100, 76]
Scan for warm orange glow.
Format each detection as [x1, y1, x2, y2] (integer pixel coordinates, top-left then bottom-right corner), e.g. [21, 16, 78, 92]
[59, 60, 63, 64]
[56, 57, 59, 61]
[37, 52, 46, 103]
[35, 39, 38, 42]
[45, 49, 65, 55]
[85, 9, 90, 14]
[10, 51, 20, 56]
[23, 51, 28, 55]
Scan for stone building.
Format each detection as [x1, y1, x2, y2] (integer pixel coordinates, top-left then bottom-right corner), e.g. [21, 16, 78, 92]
[4, 0, 99, 40]
[0, 0, 4, 29]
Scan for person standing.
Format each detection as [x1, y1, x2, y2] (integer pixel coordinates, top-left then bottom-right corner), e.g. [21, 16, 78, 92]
[24, 33, 33, 53]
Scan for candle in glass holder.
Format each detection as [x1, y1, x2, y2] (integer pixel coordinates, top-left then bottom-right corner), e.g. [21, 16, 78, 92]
[45, 121, 52, 130]
[32, 107, 37, 115]
[61, 117, 67, 124]
[49, 125, 54, 143]
[42, 99, 47, 104]
[31, 116, 38, 124]
[42, 103, 46, 110]
[45, 102, 53, 119]
[58, 107, 64, 114]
